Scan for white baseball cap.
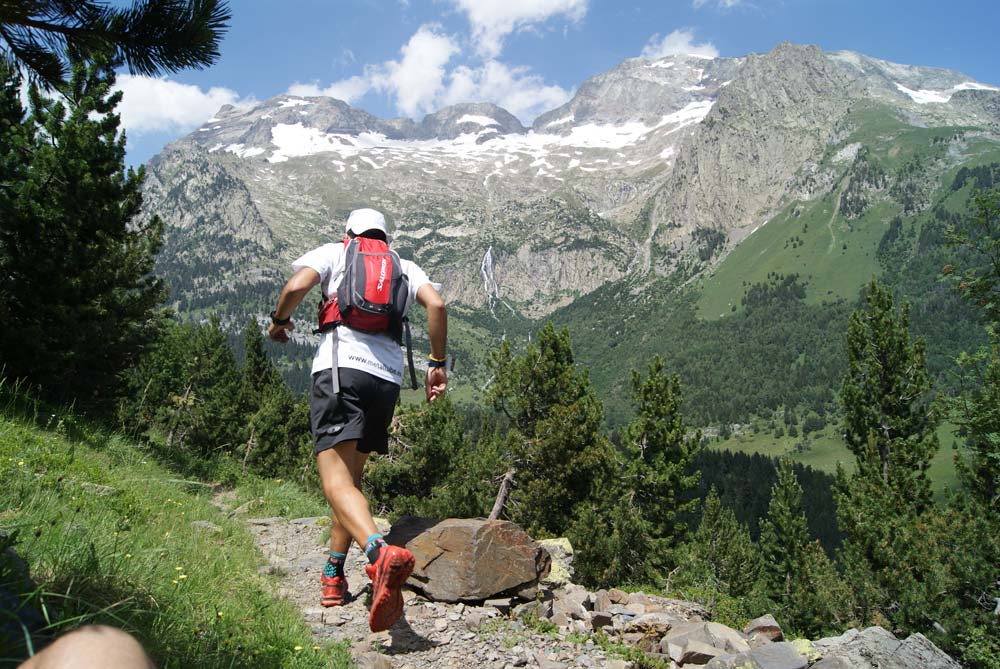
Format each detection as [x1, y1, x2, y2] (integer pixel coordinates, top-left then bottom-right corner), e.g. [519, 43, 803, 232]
[346, 208, 388, 236]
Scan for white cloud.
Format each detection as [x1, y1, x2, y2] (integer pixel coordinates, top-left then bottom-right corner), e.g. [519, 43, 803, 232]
[369, 24, 460, 116]
[114, 75, 254, 134]
[450, 0, 588, 58]
[287, 75, 370, 104]
[444, 60, 572, 121]
[641, 29, 719, 60]
[692, 0, 743, 8]
[289, 24, 571, 123]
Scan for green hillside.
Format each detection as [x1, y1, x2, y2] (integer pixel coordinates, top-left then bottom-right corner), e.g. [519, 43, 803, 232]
[0, 397, 349, 668]
[699, 104, 1000, 319]
[711, 422, 965, 496]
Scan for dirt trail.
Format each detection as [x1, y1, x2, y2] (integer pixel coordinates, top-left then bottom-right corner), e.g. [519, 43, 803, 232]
[213, 495, 623, 669]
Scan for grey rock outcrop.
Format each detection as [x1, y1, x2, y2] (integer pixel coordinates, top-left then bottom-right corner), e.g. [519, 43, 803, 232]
[648, 43, 861, 265]
[810, 626, 961, 669]
[385, 517, 550, 602]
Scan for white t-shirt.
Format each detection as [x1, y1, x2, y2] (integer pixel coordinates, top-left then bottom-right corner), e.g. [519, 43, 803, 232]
[292, 242, 435, 386]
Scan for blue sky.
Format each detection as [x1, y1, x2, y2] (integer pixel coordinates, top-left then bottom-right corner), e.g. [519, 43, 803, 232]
[117, 0, 1000, 165]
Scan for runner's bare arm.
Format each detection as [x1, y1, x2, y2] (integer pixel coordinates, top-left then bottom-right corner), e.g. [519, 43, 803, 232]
[269, 267, 321, 343]
[416, 283, 447, 401]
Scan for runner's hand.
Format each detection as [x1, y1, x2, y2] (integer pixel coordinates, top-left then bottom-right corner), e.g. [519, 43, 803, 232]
[268, 320, 294, 343]
[426, 367, 447, 402]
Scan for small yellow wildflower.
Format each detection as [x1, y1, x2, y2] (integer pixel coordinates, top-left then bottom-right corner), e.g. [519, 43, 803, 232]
[175, 566, 184, 571]
[163, 531, 170, 538]
[312, 645, 321, 651]
[293, 646, 303, 652]
[124, 554, 132, 559]
[178, 574, 187, 580]
[275, 478, 283, 483]
[171, 579, 178, 585]
[217, 612, 223, 618]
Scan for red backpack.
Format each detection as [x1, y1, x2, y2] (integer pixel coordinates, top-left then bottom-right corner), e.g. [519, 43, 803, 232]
[316, 236, 418, 388]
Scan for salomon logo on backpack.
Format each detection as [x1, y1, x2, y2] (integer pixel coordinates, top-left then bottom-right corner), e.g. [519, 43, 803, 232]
[316, 236, 411, 341]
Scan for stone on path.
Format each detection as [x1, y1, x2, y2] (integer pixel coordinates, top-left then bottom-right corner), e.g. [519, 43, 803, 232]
[385, 516, 550, 602]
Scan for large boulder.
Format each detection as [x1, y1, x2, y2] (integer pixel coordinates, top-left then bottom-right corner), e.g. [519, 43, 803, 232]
[744, 614, 784, 643]
[705, 641, 808, 669]
[810, 627, 960, 669]
[385, 516, 550, 602]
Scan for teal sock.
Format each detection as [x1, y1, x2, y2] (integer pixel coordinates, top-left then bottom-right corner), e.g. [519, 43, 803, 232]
[364, 534, 386, 564]
[324, 551, 346, 578]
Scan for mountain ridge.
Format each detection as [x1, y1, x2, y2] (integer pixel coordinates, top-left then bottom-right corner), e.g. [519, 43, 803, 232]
[140, 41, 1000, 402]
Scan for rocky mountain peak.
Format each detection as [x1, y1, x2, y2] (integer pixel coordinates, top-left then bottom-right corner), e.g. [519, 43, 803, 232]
[533, 52, 742, 132]
[415, 102, 527, 141]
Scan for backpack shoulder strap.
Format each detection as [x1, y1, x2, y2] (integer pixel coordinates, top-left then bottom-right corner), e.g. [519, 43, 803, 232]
[325, 237, 351, 297]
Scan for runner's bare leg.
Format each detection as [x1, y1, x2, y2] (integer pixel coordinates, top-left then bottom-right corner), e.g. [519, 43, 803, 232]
[318, 441, 377, 553]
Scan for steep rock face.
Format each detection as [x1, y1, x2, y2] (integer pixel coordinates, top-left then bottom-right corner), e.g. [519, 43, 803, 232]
[534, 54, 742, 130]
[646, 43, 861, 270]
[391, 199, 633, 317]
[144, 145, 272, 250]
[951, 89, 1000, 125]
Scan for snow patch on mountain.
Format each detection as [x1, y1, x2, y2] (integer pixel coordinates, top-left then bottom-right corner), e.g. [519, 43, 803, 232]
[259, 100, 714, 168]
[953, 81, 1000, 92]
[895, 80, 1000, 104]
[544, 115, 575, 127]
[895, 83, 951, 104]
[268, 123, 346, 162]
[456, 114, 500, 127]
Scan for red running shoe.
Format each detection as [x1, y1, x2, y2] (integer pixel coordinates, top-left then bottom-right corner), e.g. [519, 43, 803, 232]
[364, 545, 414, 632]
[320, 574, 348, 607]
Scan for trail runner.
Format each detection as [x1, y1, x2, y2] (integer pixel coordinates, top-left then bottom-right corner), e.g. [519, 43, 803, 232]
[268, 208, 448, 632]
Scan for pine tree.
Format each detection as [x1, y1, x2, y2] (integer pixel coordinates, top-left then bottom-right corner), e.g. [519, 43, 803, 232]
[366, 395, 478, 517]
[946, 189, 1000, 513]
[759, 460, 811, 604]
[0, 0, 230, 88]
[622, 357, 702, 547]
[836, 279, 949, 631]
[673, 488, 761, 601]
[0, 59, 167, 409]
[759, 459, 848, 637]
[578, 357, 702, 587]
[241, 317, 282, 396]
[840, 279, 937, 510]
[0, 62, 30, 334]
[487, 323, 612, 536]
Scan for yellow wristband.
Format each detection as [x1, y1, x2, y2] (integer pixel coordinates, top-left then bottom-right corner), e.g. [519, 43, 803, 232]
[428, 353, 446, 363]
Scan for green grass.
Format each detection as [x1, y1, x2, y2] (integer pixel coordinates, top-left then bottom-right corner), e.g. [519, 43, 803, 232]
[227, 476, 328, 521]
[697, 103, 1000, 321]
[0, 395, 350, 668]
[697, 190, 892, 319]
[710, 421, 964, 495]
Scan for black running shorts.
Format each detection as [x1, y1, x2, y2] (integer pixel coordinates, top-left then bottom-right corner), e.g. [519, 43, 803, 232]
[310, 367, 400, 455]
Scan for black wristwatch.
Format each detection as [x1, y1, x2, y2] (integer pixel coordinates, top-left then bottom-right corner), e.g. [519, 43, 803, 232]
[270, 310, 291, 326]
